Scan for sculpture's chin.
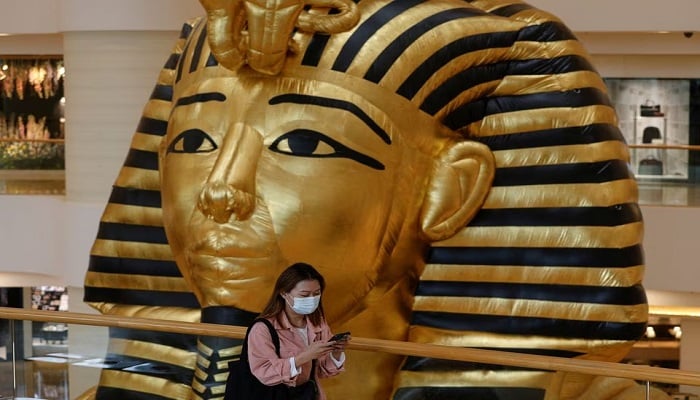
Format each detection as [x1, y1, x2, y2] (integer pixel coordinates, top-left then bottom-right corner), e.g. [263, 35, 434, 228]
[178, 252, 286, 311]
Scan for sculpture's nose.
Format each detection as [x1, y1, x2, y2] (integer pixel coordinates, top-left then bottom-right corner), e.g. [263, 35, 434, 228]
[197, 123, 262, 223]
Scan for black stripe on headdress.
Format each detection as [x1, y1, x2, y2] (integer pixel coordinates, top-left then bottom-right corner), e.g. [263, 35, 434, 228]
[468, 204, 642, 227]
[363, 7, 486, 83]
[411, 311, 647, 340]
[83, 287, 200, 308]
[190, 24, 209, 73]
[123, 149, 159, 171]
[150, 84, 173, 101]
[136, 117, 169, 137]
[88, 255, 181, 276]
[96, 222, 169, 244]
[96, 387, 182, 400]
[108, 186, 162, 208]
[428, 55, 597, 120]
[476, 123, 625, 151]
[415, 281, 647, 306]
[455, 87, 613, 124]
[428, 245, 644, 267]
[396, 30, 518, 100]
[332, 0, 425, 72]
[492, 160, 632, 187]
[109, 329, 198, 353]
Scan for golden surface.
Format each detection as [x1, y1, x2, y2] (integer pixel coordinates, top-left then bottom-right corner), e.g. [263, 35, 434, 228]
[84, 0, 651, 399]
[101, 370, 193, 399]
[0, 178, 64, 195]
[421, 264, 646, 287]
[110, 337, 197, 369]
[412, 296, 648, 323]
[482, 180, 639, 209]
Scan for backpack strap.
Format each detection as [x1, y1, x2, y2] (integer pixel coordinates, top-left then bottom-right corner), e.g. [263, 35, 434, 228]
[241, 318, 281, 362]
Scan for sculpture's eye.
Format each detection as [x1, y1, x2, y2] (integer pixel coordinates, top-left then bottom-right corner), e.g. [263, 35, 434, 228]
[269, 129, 385, 170]
[167, 129, 218, 154]
[270, 129, 335, 156]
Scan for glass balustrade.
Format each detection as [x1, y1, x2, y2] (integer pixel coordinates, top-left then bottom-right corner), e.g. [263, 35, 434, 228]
[0, 308, 698, 400]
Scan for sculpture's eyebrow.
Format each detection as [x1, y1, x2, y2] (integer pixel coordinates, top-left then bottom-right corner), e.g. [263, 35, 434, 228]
[269, 94, 391, 144]
[175, 92, 226, 107]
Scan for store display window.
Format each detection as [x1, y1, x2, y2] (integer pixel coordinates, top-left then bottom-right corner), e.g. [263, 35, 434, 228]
[603, 78, 700, 183]
[31, 286, 68, 343]
[0, 56, 65, 170]
[31, 286, 68, 312]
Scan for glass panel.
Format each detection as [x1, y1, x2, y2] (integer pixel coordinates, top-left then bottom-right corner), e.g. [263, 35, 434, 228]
[1, 309, 699, 400]
[0, 317, 109, 400]
[604, 77, 700, 207]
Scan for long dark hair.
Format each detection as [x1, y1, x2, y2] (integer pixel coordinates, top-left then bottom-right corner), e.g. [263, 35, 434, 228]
[260, 263, 326, 326]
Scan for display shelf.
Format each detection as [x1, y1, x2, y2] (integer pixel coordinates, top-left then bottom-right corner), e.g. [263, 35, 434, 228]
[625, 115, 689, 180]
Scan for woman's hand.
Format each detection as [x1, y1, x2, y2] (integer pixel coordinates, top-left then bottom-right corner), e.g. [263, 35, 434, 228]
[330, 334, 350, 360]
[295, 340, 336, 366]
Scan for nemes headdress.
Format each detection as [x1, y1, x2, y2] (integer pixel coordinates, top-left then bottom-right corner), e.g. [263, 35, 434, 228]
[85, 1, 647, 399]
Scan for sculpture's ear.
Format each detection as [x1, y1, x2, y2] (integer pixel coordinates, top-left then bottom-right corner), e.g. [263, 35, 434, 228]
[419, 140, 495, 241]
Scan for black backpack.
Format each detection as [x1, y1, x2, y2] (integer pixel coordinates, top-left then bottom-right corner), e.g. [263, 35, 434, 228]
[224, 318, 318, 400]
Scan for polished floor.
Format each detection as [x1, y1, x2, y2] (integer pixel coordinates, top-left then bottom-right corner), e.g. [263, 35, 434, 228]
[638, 180, 700, 207]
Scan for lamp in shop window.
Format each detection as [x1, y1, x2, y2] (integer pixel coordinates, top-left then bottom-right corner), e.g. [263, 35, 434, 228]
[670, 326, 682, 339]
[645, 326, 657, 338]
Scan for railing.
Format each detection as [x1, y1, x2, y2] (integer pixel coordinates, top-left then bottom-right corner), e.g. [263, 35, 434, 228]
[1, 306, 699, 389]
[628, 144, 700, 151]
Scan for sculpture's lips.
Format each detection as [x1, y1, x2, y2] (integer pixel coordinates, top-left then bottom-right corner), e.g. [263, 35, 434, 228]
[185, 252, 279, 307]
[188, 226, 272, 258]
[187, 253, 273, 280]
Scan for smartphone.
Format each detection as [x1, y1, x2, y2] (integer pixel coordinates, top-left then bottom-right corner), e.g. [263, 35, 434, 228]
[328, 331, 350, 342]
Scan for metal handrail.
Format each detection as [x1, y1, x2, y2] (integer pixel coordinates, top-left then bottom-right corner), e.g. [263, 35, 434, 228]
[1, 306, 699, 387]
[628, 143, 700, 151]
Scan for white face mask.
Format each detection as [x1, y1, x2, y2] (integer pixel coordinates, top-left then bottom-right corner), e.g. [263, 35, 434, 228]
[287, 295, 321, 315]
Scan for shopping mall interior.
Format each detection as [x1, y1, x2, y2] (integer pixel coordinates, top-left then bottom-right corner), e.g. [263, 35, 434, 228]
[1, 1, 700, 399]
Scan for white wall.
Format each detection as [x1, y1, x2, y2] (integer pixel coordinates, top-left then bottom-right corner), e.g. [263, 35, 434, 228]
[0, 197, 102, 287]
[0, 196, 65, 278]
[643, 207, 700, 294]
[0, 0, 201, 34]
[2, 1, 699, 34]
[62, 30, 177, 202]
[528, 0, 700, 32]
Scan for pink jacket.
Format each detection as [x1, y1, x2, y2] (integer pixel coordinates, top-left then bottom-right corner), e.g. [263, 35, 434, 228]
[247, 312, 344, 400]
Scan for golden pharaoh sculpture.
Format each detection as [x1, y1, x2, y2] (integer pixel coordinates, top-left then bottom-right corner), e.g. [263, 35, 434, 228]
[84, 1, 662, 399]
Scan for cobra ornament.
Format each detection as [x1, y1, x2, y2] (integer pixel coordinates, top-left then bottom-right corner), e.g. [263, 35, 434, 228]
[200, 0, 359, 74]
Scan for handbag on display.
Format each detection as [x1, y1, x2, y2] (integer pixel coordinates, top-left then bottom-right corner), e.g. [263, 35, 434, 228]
[224, 318, 318, 400]
[642, 126, 661, 144]
[638, 156, 663, 176]
[640, 100, 664, 117]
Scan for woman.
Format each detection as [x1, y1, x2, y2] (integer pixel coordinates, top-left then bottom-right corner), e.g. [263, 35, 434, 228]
[248, 263, 349, 400]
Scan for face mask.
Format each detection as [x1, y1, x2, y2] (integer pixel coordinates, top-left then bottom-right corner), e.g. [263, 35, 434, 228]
[287, 295, 321, 315]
